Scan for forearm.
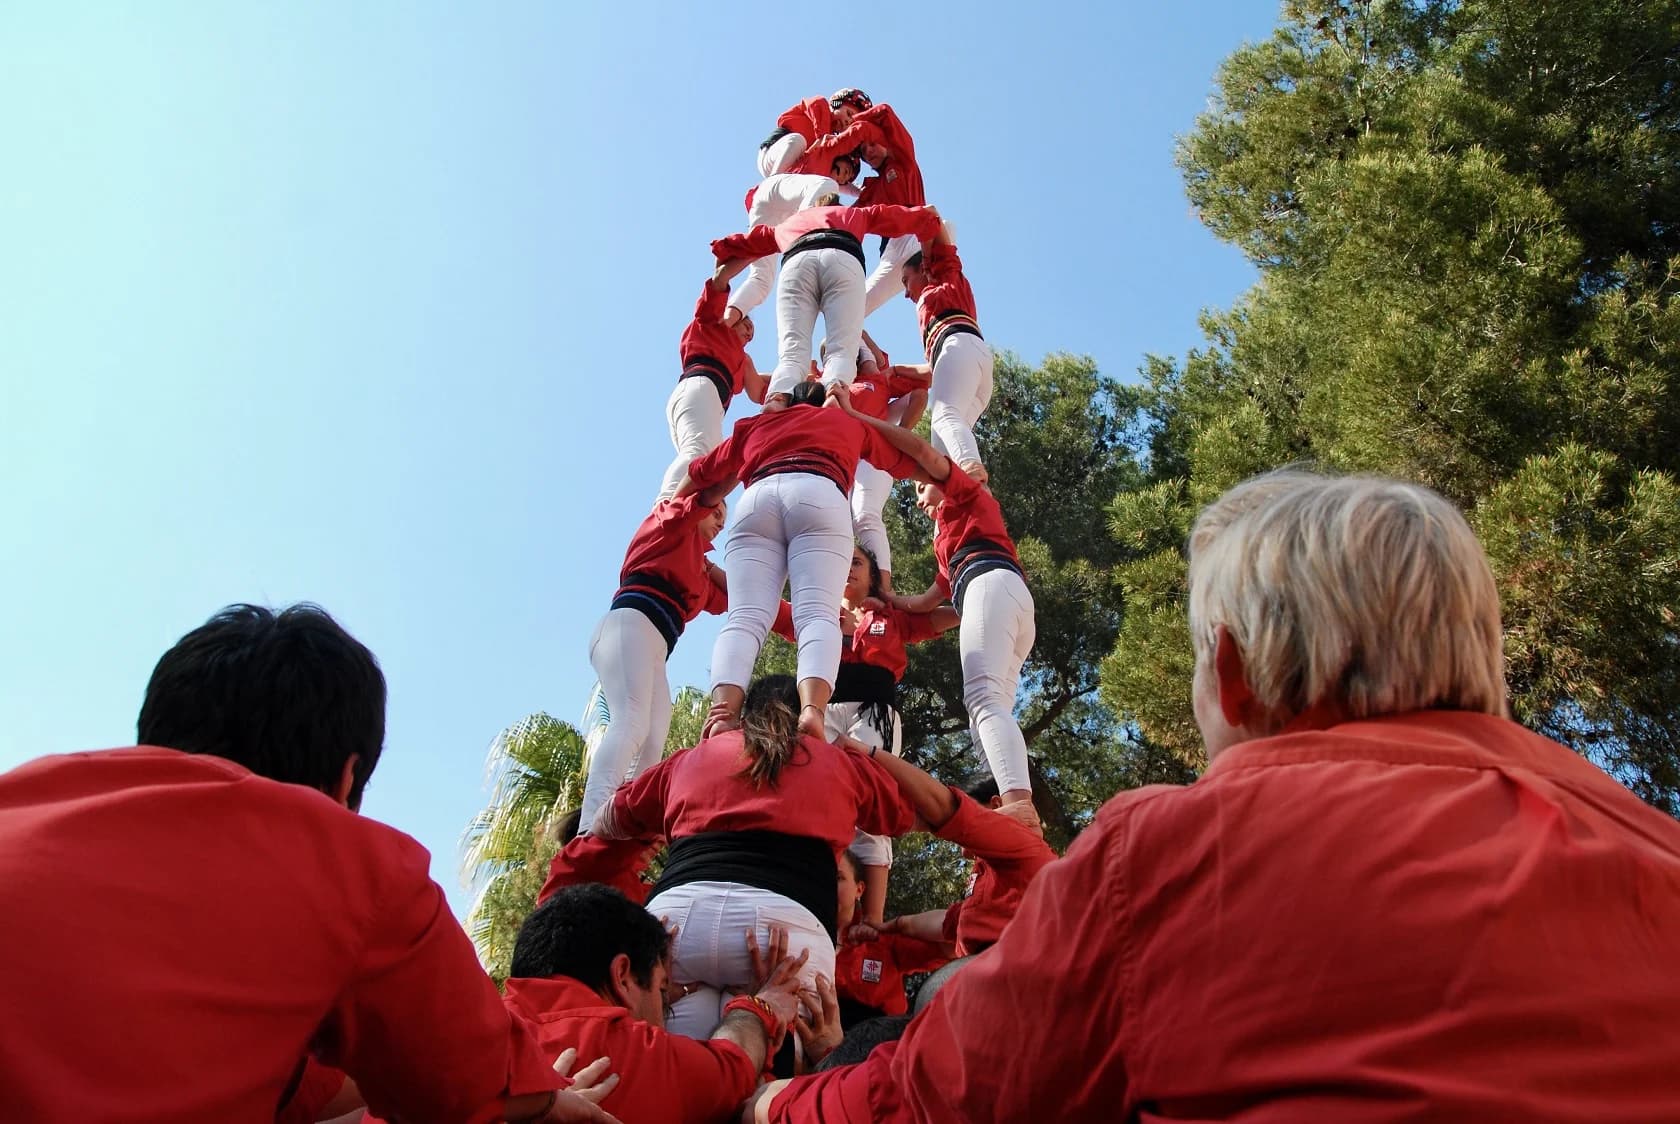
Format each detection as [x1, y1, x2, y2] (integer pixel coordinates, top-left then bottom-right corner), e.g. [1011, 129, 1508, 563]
[892, 909, 953, 944]
[868, 750, 958, 827]
[893, 585, 945, 614]
[850, 408, 948, 481]
[896, 389, 928, 430]
[710, 1009, 771, 1073]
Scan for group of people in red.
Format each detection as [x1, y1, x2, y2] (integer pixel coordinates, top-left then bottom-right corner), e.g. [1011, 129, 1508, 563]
[3, 88, 1679, 1124]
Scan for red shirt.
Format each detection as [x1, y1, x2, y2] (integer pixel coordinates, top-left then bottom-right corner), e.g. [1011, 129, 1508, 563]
[932, 467, 1021, 598]
[777, 96, 836, 144]
[913, 242, 980, 362]
[0, 747, 559, 1123]
[842, 106, 924, 209]
[773, 602, 942, 683]
[849, 368, 924, 422]
[835, 932, 949, 1017]
[603, 731, 914, 854]
[785, 711, 1680, 1122]
[503, 976, 758, 1124]
[278, 1060, 347, 1124]
[711, 204, 941, 263]
[932, 792, 1055, 956]
[688, 404, 922, 498]
[617, 494, 728, 625]
[536, 833, 653, 907]
[680, 281, 753, 399]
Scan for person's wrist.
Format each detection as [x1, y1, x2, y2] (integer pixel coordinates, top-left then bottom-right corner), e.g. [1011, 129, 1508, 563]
[724, 993, 782, 1039]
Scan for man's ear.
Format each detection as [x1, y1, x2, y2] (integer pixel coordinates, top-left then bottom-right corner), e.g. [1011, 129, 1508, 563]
[330, 754, 360, 809]
[1214, 625, 1260, 729]
[605, 952, 636, 1008]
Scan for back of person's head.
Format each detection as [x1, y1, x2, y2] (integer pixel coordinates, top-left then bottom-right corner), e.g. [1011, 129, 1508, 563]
[815, 1014, 911, 1071]
[813, 192, 841, 207]
[911, 956, 974, 1015]
[964, 759, 1068, 840]
[1188, 470, 1506, 735]
[904, 251, 924, 272]
[554, 806, 584, 847]
[739, 674, 803, 787]
[510, 883, 670, 990]
[137, 603, 386, 809]
[789, 380, 827, 409]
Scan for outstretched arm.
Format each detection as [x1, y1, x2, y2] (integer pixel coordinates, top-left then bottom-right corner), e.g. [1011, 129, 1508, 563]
[833, 387, 951, 483]
[853, 744, 960, 829]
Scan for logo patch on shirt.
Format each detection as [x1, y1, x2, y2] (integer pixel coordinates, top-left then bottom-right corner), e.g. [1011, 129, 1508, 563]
[885, 168, 899, 183]
[861, 958, 884, 983]
[869, 620, 887, 635]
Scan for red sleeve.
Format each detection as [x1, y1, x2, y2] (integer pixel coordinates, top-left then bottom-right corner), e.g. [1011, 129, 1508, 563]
[319, 844, 560, 1123]
[852, 204, 940, 242]
[634, 1022, 760, 1123]
[925, 240, 964, 284]
[604, 755, 677, 840]
[693, 280, 726, 323]
[712, 225, 781, 262]
[687, 421, 749, 492]
[702, 576, 729, 617]
[768, 1057, 880, 1123]
[935, 793, 1057, 878]
[536, 835, 651, 907]
[939, 459, 983, 507]
[278, 1059, 346, 1124]
[771, 600, 796, 643]
[857, 420, 922, 481]
[884, 370, 927, 398]
[896, 608, 942, 646]
[842, 750, 916, 838]
[887, 931, 951, 975]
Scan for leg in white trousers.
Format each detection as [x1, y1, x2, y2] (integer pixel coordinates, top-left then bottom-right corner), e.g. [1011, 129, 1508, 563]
[757, 133, 808, 179]
[731, 174, 840, 320]
[771, 249, 865, 397]
[958, 568, 1035, 796]
[863, 233, 920, 316]
[711, 474, 855, 690]
[850, 461, 894, 574]
[827, 701, 902, 867]
[929, 333, 995, 468]
[658, 378, 726, 502]
[649, 881, 836, 1039]
[580, 608, 674, 832]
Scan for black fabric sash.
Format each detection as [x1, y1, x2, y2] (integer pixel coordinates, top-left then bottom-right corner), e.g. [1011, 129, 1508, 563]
[651, 830, 840, 942]
[681, 356, 733, 409]
[783, 228, 866, 270]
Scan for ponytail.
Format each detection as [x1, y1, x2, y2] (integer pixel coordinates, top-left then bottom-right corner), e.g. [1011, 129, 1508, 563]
[738, 674, 803, 788]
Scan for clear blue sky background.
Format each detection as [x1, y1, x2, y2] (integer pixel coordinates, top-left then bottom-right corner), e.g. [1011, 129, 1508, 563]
[2, 4, 1279, 914]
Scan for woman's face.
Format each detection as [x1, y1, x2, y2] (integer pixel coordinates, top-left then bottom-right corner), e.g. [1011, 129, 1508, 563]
[843, 548, 871, 602]
[836, 858, 864, 929]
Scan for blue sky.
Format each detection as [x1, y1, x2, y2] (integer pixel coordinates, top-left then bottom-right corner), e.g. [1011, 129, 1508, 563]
[1, 3, 1279, 913]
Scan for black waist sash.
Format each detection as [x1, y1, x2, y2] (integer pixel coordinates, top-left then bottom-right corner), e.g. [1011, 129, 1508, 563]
[652, 830, 839, 942]
[760, 124, 793, 150]
[950, 538, 1024, 615]
[744, 447, 850, 494]
[680, 354, 734, 408]
[783, 228, 866, 270]
[611, 569, 688, 655]
[924, 308, 985, 366]
[832, 662, 897, 747]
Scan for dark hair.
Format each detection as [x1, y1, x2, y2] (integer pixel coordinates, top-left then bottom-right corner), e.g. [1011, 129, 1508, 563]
[138, 603, 385, 809]
[789, 381, 827, 409]
[904, 251, 924, 272]
[555, 806, 584, 847]
[815, 1014, 911, 1071]
[854, 545, 886, 601]
[911, 956, 974, 1015]
[510, 884, 670, 990]
[964, 758, 1070, 840]
[838, 847, 866, 881]
[739, 674, 802, 787]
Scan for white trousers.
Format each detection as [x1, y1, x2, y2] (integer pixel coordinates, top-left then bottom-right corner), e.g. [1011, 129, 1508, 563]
[580, 608, 674, 832]
[959, 568, 1035, 795]
[650, 881, 835, 1040]
[732, 174, 841, 320]
[770, 248, 865, 397]
[827, 700, 903, 867]
[929, 333, 995, 468]
[863, 233, 920, 317]
[850, 461, 894, 574]
[757, 133, 808, 179]
[658, 377, 726, 502]
[711, 473, 854, 690]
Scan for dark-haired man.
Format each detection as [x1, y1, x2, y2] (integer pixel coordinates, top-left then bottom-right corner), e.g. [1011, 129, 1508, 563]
[507, 884, 807, 1124]
[0, 603, 607, 1123]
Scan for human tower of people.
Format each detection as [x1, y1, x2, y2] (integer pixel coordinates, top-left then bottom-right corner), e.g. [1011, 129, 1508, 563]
[8, 85, 1680, 1124]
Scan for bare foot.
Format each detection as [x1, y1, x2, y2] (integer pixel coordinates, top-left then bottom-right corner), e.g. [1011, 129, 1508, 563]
[797, 704, 827, 742]
[960, 460, 989, 485]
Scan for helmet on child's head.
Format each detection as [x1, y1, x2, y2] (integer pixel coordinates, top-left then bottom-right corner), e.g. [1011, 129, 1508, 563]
[830, 88, 873, 113]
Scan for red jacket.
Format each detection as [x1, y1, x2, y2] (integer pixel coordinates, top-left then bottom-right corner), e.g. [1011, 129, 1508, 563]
[932, 467, 1021, 599]
[777, 96, 836, 144]
[835, 932, 949, 1017]
[680, 281, 753, 401]
[0, 747, 559, 1123]
[835, 105, 924, 209]
[712, 204, 941, 263]
[932, 791, 1056, 956]
[913, 242, 981, 363]
[616, 494, 728, 627]
[601, 731, 914, 855]
[688, 404, 922, 498]
[536, 833, 653, 907]
[779, 710, 1680, 1121]
[773, 601, 943, 683]
[503, 976, 759, 1124]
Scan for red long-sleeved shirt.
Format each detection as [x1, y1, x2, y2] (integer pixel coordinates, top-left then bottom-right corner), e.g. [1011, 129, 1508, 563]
[616, 494, 728, 625]
[688, 404, 922, 498]
[536, 833, 654, 907]
[835, 932, 949, 1018]
[0, 747, 559, 1123]
[932, 791, 1056, 956]
[914, 242, 981, 362]
[849, 368, 924, 422]
[828, 105, 923, 209]
[503, 976, 759, 1124]
[711, 204, 941, 263]
[773, 602, 943, 683]
[278, 1060, 348, 1124]
[776, 710, 1680, 1122]
[680, 281, 753, 400]
[776, 96, 836, 144]
[601, 731, 914, 855]
[932, 467, 1021, 599]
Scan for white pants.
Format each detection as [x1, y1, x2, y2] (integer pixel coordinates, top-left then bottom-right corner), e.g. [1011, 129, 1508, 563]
[658, 377, 726, 502]
[712, 473, 854, 690]
[828, 700, 903, 867]
[757, 133, 808, 179]
[863, 233, 920, 317]
[650, 881, 835, 1040]
[732, 174, 840, 320]
[770, 248, 865, 397]
[850, 461, 894, 574]
[930, 333, 995, 468]
[959, 568, 1035, 795]
[580, 608, 674, 831]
